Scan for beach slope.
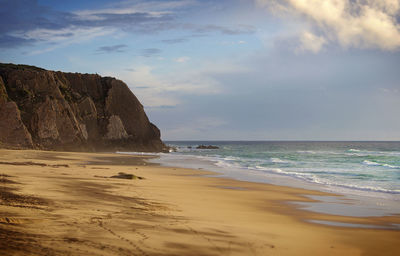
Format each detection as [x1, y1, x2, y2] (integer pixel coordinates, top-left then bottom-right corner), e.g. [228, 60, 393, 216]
[1, 149, 400, 255]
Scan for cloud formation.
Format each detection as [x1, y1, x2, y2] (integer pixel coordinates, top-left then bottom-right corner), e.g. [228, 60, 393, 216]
[161, 38, 188, 44]
[0, 0, 172, 48]
[257, 0, 400, 51]
[0, 35, 35, 48]
[108, 60, 244, 108]
[0, 0, 257, 50]
[140, 48, 162, 57]
[174, 56, 190, 63]
[96, 44, 128, 53]
[297, 31, 326, 53]
[187, 24, 256, 35]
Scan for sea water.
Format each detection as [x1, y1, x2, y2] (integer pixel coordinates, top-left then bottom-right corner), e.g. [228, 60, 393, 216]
[119, 141, 400, 218]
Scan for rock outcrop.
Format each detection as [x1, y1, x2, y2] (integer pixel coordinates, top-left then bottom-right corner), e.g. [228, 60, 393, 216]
[0, 63, 167, 152]
[196, 145, 219, 149]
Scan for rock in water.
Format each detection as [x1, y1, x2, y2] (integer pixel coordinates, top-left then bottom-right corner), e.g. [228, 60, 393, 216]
[196, 145, 219, 149]
[0, 63, 167, 152]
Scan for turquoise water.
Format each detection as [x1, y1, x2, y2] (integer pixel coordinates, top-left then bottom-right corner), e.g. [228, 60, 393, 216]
[165, 141, 400, 195]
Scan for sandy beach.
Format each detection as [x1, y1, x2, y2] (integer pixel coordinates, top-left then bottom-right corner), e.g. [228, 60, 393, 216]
[1, 149, 400, 256]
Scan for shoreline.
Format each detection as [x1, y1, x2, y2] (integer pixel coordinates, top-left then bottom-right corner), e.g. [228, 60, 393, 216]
[160, 141, 400, 198]
[1, 149, 400, 255]
[146, 151, 400, 218]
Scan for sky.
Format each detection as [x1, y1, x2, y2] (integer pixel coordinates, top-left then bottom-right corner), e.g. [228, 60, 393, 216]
[1, 0, 400, 141]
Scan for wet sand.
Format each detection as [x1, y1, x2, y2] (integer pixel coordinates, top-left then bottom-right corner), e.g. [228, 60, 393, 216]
[1, 149, 400, 255]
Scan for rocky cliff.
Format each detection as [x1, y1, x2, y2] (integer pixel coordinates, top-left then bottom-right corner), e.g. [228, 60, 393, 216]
[0, 63, 167, 152]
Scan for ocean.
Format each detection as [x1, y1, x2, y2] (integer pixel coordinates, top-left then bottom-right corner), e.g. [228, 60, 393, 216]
[120, 141, 400, 217]
[166, 141, 400, 193]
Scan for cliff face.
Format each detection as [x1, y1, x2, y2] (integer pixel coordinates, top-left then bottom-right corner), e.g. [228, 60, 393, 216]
[0, 63, 167, 152]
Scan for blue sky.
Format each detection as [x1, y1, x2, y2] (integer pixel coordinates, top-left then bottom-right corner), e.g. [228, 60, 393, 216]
[1, 0, 400, 140]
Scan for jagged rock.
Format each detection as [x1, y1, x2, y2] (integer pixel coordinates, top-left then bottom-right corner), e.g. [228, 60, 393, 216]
[0, 76, 33, 148]
[79, 124, 88, 140]
[106, 115, 129, 140]
[34, 97, 59, 141]
[0, 101, 33, 148]
[0, 63, 166, 152]
[196, 145, 219, 149]
[78, 97, 97, 119]
[0, 77, 8, 104]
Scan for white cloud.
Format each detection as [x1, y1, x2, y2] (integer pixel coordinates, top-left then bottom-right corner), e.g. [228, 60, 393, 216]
[106, 65, 222, 107]
[74, 0, 196, 18]
[18, 26, 113, 43]
[3, 0, 197, 52]
[74, 7, 167, 20]
[220, 40, 247, 45]
[115, 0, 196, 12]
[16, 26, 115, 55]
[296, 31, 326, 53]
[257, 0, 400, 50]
[174, 56, 190, 63]
[103, 58, 249, 108]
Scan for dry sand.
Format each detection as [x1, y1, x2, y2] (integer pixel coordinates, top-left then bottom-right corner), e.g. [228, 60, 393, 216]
[0, 149, 400, 256]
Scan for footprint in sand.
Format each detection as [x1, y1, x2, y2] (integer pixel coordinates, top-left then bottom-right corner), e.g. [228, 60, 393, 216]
[0, 217, 25, 224]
